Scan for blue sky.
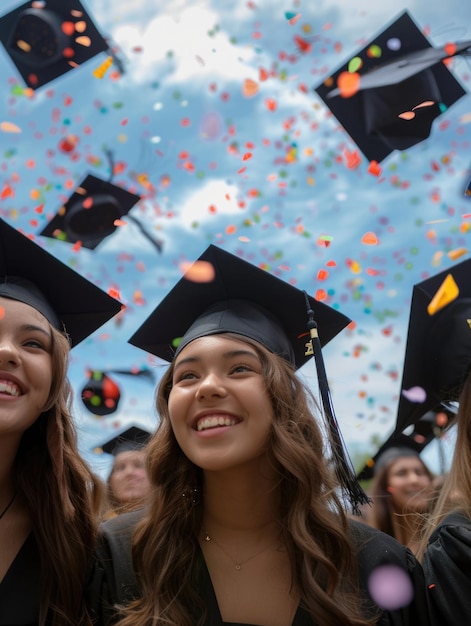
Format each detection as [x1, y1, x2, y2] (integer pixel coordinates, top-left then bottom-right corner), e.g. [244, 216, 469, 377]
[0, 0, 469, 477]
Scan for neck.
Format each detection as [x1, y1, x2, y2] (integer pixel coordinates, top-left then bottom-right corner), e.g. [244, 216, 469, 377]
[0, 435, 20, 505]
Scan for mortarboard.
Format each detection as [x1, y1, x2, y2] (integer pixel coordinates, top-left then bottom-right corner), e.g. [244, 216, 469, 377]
[0, 218, 121, 346]
[129, 244, 371, 512]
[0, 0, 109, 90]
[81, 367, 155, 416]
[39, 174, 141, 250]
[128, 244, 351, 368]
[315, 10, 469, 163]
[357, 409, 452, 482]
[395, 256, 471, 436]
[99, 425, 152, 457]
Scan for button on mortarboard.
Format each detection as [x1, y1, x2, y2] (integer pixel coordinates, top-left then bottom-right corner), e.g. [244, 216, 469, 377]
[39, 174, 141, 250]
[0, 0, 109, 90]
[315, 10, 469, 163]
[0, 218, 122, 346]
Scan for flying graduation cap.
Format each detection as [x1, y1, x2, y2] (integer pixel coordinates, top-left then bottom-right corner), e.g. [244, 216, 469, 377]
[357, 408, 453, 482]
[81, 367, 155, 416]
[395, 256, 471, 439]
[98, 425, 152, 457]
[315, 10, 469, 162]
[39, 174, 141, 250]
[129, 244, 370, 512]
[0, 0, 109, 90]
[0, 217, 121, 346]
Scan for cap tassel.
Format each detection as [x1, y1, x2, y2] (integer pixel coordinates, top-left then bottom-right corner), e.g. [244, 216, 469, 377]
[303, 292, 370, 514]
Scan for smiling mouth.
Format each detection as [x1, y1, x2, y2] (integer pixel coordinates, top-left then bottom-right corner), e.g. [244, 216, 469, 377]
[0, 380, 21, 396]
[196, 416, 239, 431]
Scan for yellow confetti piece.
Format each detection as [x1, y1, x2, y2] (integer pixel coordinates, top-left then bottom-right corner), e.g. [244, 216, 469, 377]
[93, 56, 113, 79]
[0, 121, 21, 133]
[427, 274, 459, 315]
[447, 247, 468, 260]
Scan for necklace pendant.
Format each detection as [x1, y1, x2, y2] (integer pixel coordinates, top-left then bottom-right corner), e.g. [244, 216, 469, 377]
[235, 563, 241, 570]
[204, 533, 211, 542]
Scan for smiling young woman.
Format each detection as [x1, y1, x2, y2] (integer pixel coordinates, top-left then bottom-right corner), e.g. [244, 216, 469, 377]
[0, 218, 121, 626]
[87, 245, 428, 626]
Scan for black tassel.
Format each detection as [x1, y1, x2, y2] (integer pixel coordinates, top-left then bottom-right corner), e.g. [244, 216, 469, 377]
[303, 292, 371, 514]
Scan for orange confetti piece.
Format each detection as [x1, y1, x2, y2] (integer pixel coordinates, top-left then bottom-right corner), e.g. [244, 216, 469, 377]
[367, 160, 382, 176]
[343, 148, 361, 169]
[72, 240, 82, 252]
[108, 288, 121, 300]
[444, 42, 457, 56]
[1, 184, 14, 199]
[242, 78, 259, 97]
[398, 111, 415, 120]
[225, 224, 237, 235]
[242, 152, 253, 161]
[336, 71, 360, 98]
[181, 260, 215, 283]
[315, 289, 327, 301]
[265, 98, 277, 111]
[75, 36, 91, 48]
[427, 274, 459, 315]
[0, 121, 21, 133]
[317, 269, 329, 281]
[93, 56, 113, 79]
[361, 232, 379, 245]
[447, 247, 468, 260]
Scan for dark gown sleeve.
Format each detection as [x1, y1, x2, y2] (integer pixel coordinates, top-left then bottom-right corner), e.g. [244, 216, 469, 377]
[422, 511, 471, 626]
[86, 510, 143, 626]
[349, 520, 429, 626]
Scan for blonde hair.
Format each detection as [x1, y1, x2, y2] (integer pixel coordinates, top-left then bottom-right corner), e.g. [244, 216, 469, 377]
[116, 334, 375, 626]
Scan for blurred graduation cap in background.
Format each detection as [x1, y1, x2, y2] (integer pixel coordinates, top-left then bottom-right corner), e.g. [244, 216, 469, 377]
[315, 10, 470, 162]
[0, 217, 121, 346]
[97, 425, 152, 457]
[39, 173, 141, 251]
[0, 0, 109, 90]
[81, 367, 155, 416]
[357, 407, 454, 482]
[395, 256, 471, 437]
[129, 244, 370, 512]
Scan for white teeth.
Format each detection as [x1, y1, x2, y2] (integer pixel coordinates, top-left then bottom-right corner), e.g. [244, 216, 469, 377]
[0, 381, 21, 396]
[197, 416, 238, 431]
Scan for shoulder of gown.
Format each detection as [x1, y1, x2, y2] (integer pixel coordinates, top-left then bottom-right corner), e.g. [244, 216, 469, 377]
[422, 511, 471, 626]
[86, 508, 143, 626]
[348, 518, 429, 626]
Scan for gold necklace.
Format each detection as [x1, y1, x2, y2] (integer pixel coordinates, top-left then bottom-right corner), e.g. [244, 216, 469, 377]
[203, 529, 279, 571]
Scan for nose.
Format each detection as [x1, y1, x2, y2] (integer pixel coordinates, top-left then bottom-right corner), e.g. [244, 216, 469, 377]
[195, 372, 227, 400]
[0, 339, 20, 367]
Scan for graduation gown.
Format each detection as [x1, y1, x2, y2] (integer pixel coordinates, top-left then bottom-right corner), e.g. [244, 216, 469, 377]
[87, 509, 428, 626]
[422, 511, 471, 626]
[0, 533, 40, 626]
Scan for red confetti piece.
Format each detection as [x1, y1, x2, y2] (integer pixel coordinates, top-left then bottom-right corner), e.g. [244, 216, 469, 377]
[368, 161, 382, 176]
[242, 152, 253, 161]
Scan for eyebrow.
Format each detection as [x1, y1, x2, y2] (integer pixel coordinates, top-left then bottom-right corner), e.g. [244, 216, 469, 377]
[20, 323, 52, 338]
[174, 349, 259, 368]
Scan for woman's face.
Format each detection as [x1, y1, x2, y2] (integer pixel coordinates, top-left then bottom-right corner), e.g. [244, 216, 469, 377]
[387, 456, 433, 513]
[109, 449, 150, 504]
[0, 297, 53, 440]
[168, 334, 275, 474]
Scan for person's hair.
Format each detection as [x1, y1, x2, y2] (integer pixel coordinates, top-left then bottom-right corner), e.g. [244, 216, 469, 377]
[13, 326, 104, 626]
[368, 452, 433, 539]
[116, 334, 375, 626]
[418, 373, 471, 560]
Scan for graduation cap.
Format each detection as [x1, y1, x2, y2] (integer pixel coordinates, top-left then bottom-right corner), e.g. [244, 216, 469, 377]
[0, 0, 109, 90]
[39, 174, 141, 250]
[129, 244, 370, 512]
[99, 425, 152, 457]
[81, 368, 155, 416]
[357, 408, 453, 482]
[396, 256, 471, 437]
[0, 217, 121, 346]
[315, 10, 469, 162]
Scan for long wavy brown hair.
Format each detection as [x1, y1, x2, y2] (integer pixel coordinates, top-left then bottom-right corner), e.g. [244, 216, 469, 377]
[418, 373, 471, 560]
[13, 326, 103, 626]
[116, 334, 375, 626]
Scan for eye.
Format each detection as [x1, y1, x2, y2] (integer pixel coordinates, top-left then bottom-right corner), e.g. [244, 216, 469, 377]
[230, 364, 253, 374]
[24, 338, 46, 350]
[174, 370, 198, 383]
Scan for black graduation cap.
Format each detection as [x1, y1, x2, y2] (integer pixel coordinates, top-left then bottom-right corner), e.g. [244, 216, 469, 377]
[0, 217, 121, 346]
[395, 256, 471, 437]
[357, 408, 453, 482]
[99, 425, 152, 457]
[315, 10, 469, 162]
[39, 174, 141, 250]
[129, 245, 371, 512]
[81, 367, 155, 416]
[0, 0, 109, 90]
[128, 244, 351, 367]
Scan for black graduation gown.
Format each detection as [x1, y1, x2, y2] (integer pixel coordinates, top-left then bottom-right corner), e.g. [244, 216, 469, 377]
[86, 509, 428, 626]
[0, 533, 40, 626]
[422, 511, 471, 626]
